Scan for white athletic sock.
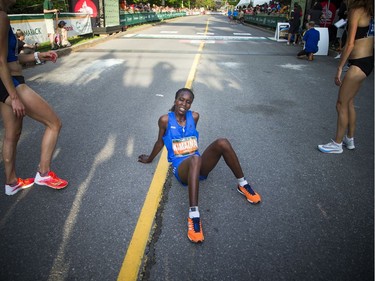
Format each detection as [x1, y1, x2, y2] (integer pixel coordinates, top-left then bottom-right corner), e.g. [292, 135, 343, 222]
[333, 140, 342, 146]
[189, 206, 200, 218]
[237, 177, 248, 187]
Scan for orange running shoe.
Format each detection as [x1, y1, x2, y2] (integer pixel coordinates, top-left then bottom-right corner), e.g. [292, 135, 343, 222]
[34, 171, 68, 189]
[187, 217, 204, 243]
[237, 184, 261, 204]
[5, 178, 34, 196]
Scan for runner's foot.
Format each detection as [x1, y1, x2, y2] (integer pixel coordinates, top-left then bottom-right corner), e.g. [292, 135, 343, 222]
[5, 178, 34, 196]
[34, 171, 68, 189]
[237, 184, 261, 204]
[187, 217, 204, 243]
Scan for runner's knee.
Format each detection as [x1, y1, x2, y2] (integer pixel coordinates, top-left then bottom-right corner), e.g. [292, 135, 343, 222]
[214, 138, 232, 150]
[48, 116, 62, 133]
[189, 155, 201, 167]
[4, 128, 22, 144]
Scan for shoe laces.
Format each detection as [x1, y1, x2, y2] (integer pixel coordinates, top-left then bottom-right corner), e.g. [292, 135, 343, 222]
[191, 217, 201, 233]
[243, 184, 256, 195]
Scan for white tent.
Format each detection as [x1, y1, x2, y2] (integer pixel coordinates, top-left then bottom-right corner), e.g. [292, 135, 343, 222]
[236, 0, 265, 8]
[236, 0, 251, 8]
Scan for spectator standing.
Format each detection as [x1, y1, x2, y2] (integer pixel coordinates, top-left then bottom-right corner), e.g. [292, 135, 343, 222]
[334, 0, 348, 58]
[307, 1, 323, 24]
[287, 3, 302, 45]
[43, 0, 58, 50]
[297, 21, 320, 61]
[320, 0, 337, 43]
[238, 8, 244, 24]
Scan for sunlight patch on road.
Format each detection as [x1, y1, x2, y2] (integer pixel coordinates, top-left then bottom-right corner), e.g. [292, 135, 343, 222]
[278, 63, 307, 71]
[160, 31, 178, 34]
[126, 137, 134, 157]
[218, 62, 242, 68]
[47, 135, 116, 281]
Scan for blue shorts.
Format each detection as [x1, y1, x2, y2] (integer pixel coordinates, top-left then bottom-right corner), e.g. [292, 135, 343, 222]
[0, 76, 25, 103]
[171, 156, 208, 186]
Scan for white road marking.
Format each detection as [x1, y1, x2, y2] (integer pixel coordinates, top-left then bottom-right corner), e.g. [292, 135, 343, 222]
[125, 34, 267, 41]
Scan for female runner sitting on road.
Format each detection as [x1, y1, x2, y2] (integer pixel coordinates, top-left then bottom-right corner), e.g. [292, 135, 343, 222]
[138, 88, 261, 243]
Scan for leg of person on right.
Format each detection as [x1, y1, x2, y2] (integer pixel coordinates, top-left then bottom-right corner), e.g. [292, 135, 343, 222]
[16, 84, 68, 189]
[318, 66, 366, 153]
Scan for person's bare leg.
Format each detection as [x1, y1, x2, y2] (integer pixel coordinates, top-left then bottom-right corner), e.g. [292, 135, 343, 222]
[200, 138, 261, 203]
[178, 155, 201, 206]
[200, 138, 244, 179]
[0, 102, 23, 184]
[287, 33, 292, 44]
[16, 85, 62, 174]
[347, 94, 357, 139]
[334, 66, 366, 143]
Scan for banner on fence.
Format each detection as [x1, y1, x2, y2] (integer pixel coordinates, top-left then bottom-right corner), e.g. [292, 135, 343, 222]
[10, 13, 92, 45]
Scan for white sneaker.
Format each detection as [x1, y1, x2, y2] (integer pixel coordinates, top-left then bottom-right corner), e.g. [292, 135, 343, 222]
[334, 54, 341, 59]
[318, 140, 343, 154]
[343, 135, 355, 150]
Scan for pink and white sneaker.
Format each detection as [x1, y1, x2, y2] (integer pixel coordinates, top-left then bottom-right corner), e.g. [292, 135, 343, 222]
[5, 178, 34, 196]
[34, 171, 68, 189]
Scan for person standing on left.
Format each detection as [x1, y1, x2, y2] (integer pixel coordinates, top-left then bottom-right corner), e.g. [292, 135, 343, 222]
[0, 0, 68, 195]
[43, 0, 58, 50]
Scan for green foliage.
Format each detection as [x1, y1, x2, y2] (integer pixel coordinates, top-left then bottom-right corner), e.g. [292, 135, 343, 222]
[195, 0, 216, 9]
[9, 0, 69, 14]
[9, 0, 42, 14]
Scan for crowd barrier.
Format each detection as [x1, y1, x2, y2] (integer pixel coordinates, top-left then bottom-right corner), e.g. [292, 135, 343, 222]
[9, 11, 186, 45]
[242, 14, 288, 29]
[120, 12, 186, 26]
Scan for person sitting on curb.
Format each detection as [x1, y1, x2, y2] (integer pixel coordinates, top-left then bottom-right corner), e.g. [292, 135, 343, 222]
[15, 29, 38, 55]
[138, 88, 261, 243]
[55, 20, 71, 48]
[297, 21, 320, 61]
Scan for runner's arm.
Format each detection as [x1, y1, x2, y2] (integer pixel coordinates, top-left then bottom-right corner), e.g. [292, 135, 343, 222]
[138, 114, 168, 163]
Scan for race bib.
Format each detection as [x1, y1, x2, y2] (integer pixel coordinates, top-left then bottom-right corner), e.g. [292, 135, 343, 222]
[172, 136, 198, 157]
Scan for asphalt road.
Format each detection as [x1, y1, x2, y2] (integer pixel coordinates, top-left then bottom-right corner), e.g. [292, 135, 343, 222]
[0, 15, 373, 281]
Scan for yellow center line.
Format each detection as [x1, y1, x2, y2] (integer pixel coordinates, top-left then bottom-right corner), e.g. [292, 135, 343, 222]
[117, 18, 210, 281]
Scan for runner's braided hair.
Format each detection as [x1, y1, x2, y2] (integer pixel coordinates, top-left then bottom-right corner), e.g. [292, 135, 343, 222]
[170, 88, 195, 111]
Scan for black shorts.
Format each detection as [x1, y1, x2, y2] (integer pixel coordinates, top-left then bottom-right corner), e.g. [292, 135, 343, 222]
[348, 56, 374, 77]
[0, 76, 25, 103]
[289, 21, 301, 34]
